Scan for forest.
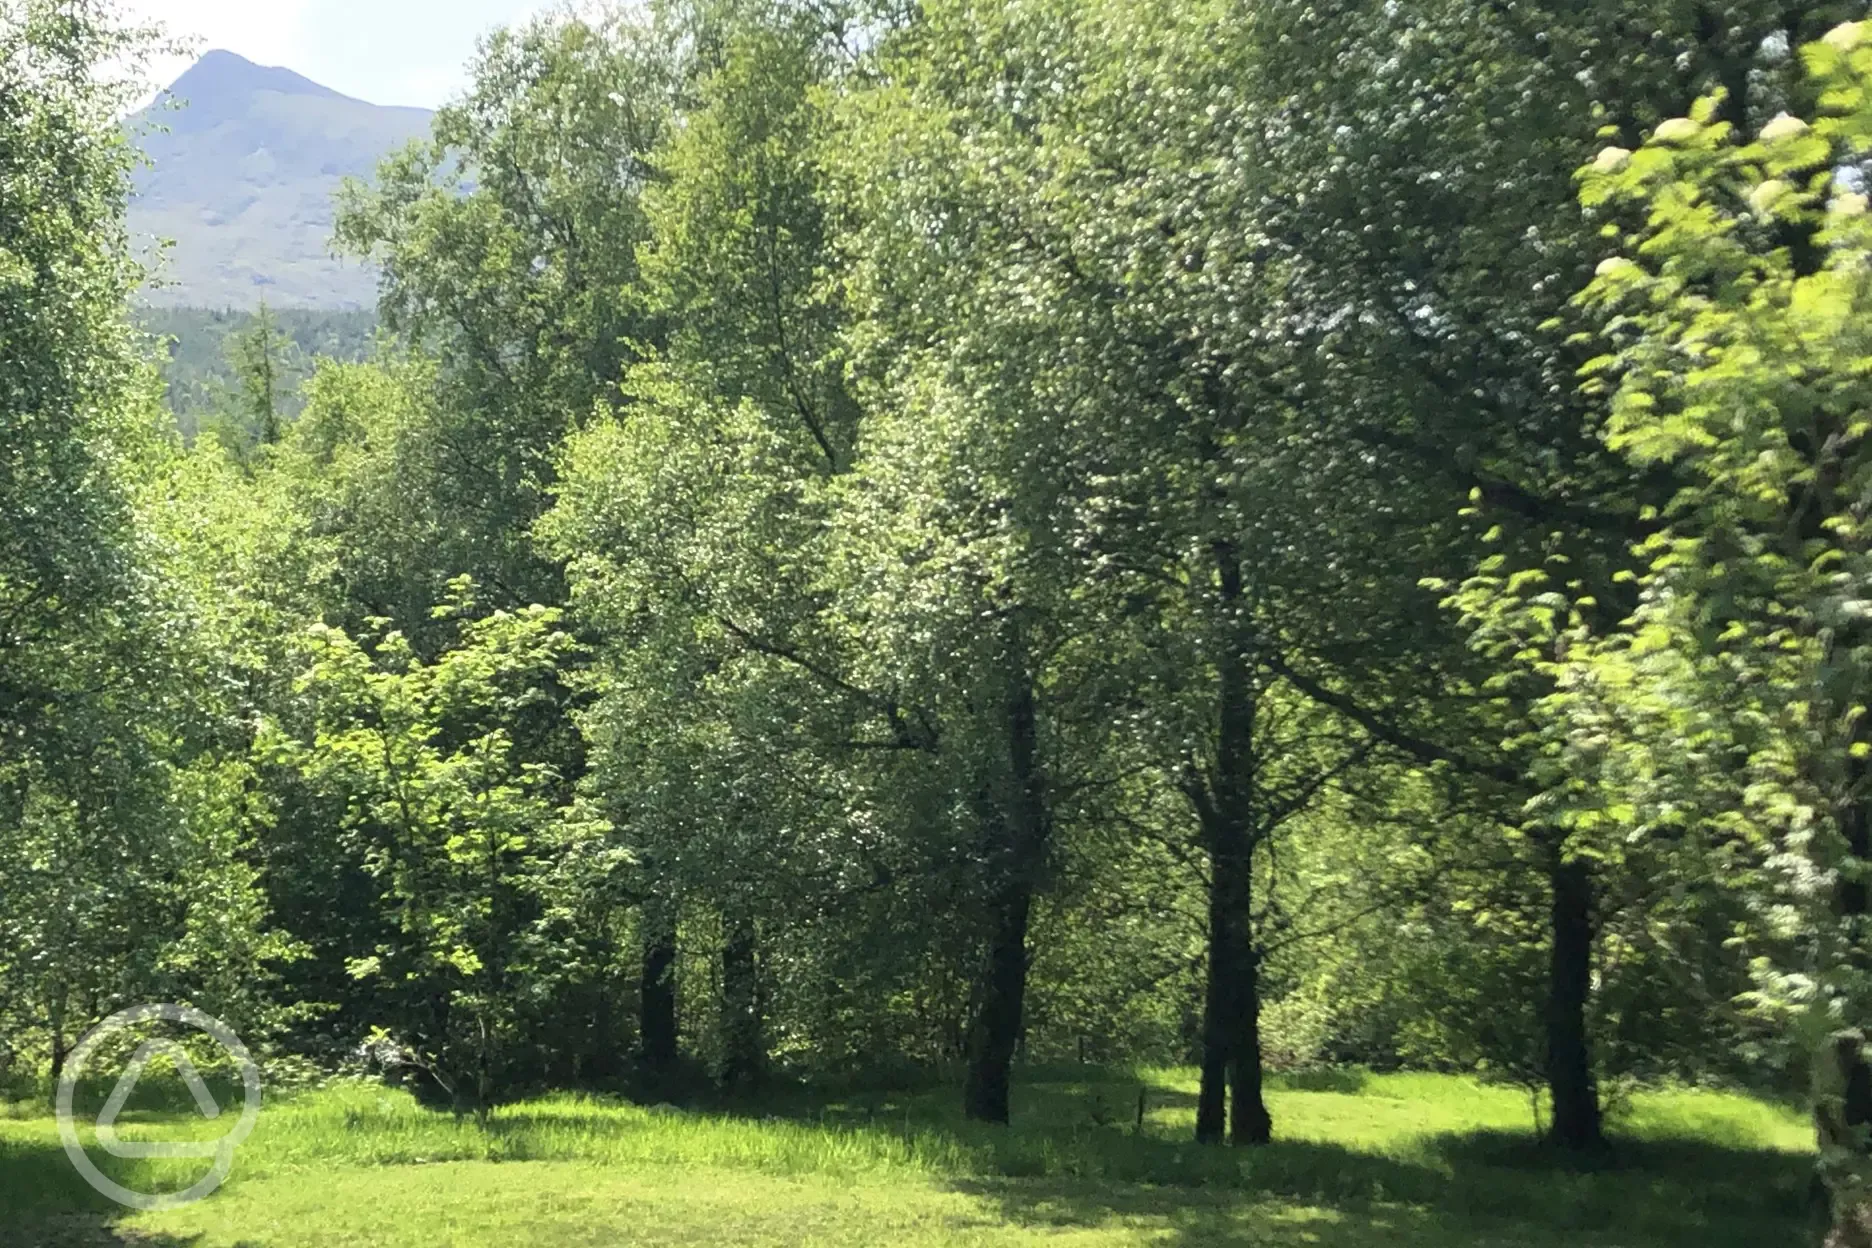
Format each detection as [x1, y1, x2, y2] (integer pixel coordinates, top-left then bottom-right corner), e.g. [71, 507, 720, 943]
[139, 306, 378, 443]
[9, 0, 1872, 1244]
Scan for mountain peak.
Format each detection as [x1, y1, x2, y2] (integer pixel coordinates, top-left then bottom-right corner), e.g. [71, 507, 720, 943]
[129, 52, 434, 310]
[164, 50, 349, 110]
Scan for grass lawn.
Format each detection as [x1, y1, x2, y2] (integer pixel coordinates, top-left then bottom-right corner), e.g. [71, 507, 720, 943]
[0, 1067, 1821, 1246]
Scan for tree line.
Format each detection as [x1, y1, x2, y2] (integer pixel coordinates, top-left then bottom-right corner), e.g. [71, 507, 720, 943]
[10, 0, 1872, 1240]
[139, 305, 378, 445]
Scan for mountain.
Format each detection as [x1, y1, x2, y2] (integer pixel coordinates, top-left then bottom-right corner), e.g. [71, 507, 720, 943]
[128, 50, 433, 310]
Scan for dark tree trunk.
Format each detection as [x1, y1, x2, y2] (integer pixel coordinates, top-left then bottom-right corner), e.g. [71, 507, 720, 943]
[1546, 852, 1603, 1151]
[46, 990, 67, 1087]
[1231, 948, 1272, 1145]
[963, 872, 1033, 1125]
[1194, 543, 1272, 1146]
[1195, 1048, 1228, 1144]
[1822, 747, 1872, 1246]
[1198, 824, 1273, 1147]
[964, 647, 1049, 1126]
[1823, 1039, 1872, 1248]
[1196, 841, 1248, 1145]
[719, 911, 763, 1090]
[584, 966, 621, 1081]
[639, 914, 678, 1071]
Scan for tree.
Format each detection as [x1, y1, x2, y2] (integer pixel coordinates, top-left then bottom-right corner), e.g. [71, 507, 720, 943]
[308, 12, 681, 1083]
[0, 0, 157, 753]
[0, 0, 301, 1076]
[334, 9, 676, 617]
[1457, 23, 1872, 1235]
[827, 0, 1479, 1142]
[263, 580, 609, 1115]
[211, 301, 296, 455]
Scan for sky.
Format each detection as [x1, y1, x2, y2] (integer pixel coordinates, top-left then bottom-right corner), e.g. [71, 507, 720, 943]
[120, 0, 557, 108]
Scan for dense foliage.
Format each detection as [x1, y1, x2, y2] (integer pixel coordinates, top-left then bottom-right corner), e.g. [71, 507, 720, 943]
[13, 0, 1872, 1242]
[139, 306, 378, 442]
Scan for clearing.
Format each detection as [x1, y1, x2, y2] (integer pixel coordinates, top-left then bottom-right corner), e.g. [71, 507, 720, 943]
[0, 1068, 1817, 1247]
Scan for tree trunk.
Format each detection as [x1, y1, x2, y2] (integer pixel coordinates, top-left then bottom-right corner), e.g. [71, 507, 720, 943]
[1197, 840, 1247, 1144]
[1194, 542, 1272, 1146]
[1196, 808, 1273, 1146]
[963, 871, 1033, 1124]
[1821, 1036, 1872, 1248]
[1821, 747, 1872, 1246]
[964, 646, 1048, 1126]
[1195, 1046, 1228, 1144]
[719, 911, 763, 1090]
[1546, 852, 1602, 1151]
[48, 989, 69, 1094]
[639, 912, 678, 1071]
[1231, 946, 1272, 1145]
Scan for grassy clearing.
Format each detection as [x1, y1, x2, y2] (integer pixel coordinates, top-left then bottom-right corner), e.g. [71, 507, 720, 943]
[0, 1068, 1820, 1247]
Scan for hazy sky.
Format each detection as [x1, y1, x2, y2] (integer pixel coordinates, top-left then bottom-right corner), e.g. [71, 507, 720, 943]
[121, 0, 558, 108]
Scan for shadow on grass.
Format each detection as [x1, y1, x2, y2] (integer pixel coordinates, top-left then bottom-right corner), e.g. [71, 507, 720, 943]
[946, 1175, 1459, 1248]
[1272, 1067, 1370, 1095]
[944, 1125, 1822, 1248]
[675, 1066, 1818, 1248]
[4, 1215, 202, 1247]
[523, 1065, 1822, 1248]
[1427, 1127, 1820, 1222]
[714, 1064, 1365, 1129]
[10, 1065, 1814, 1248]
[0, 1138, 203, 1246]
[588, 1063, 1815, 1247]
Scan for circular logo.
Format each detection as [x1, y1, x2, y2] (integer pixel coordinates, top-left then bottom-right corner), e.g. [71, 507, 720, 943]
[56, 1003, 263, 1211]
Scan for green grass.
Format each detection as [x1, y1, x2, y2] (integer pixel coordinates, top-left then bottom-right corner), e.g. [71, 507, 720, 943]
[0, 1067, 1821, 1246]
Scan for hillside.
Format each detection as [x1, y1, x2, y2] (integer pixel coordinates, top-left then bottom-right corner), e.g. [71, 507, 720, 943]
[128, 50, 432, 309]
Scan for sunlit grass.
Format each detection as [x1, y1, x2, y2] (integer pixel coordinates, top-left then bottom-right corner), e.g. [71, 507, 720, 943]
[0, 1067, 1820, 1247]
